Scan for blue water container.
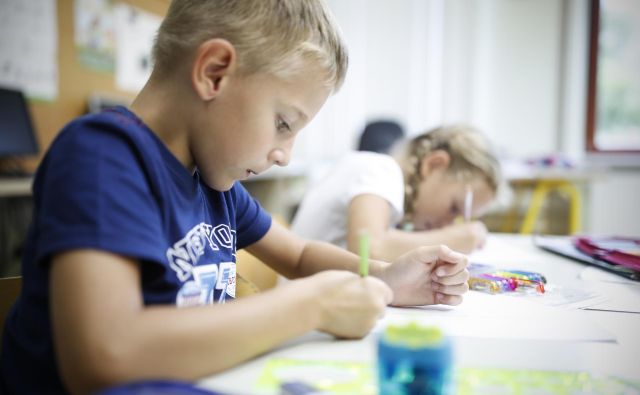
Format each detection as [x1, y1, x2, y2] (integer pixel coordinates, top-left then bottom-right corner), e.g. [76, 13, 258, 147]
[377, 323, 453, 395]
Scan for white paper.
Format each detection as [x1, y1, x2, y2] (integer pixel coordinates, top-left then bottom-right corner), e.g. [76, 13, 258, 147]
[0, 0, 58, 100]
[74, 0, 116, 71]
[583, 282, 640, 314]
[534, 283, 607, 309]
[377, 292, 615, 343]
[114, 4, 161, 93]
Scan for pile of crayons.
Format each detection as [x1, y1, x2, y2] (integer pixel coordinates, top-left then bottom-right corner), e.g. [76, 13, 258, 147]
[468, 263, 546, 295]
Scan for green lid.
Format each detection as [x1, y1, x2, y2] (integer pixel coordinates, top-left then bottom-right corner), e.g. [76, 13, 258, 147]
[382, 322, 443, 348]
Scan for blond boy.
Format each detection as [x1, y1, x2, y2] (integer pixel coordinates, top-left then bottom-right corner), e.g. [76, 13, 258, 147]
[0, 1, 469, 394]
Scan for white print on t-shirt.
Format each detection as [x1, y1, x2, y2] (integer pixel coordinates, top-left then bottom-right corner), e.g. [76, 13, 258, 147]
[166, 222, 237, 282]
[176, 280, 202, 307]
[176, 262, 237, 307]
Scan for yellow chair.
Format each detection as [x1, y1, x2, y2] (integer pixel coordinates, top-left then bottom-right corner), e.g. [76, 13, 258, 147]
[501, 167, 594, 235]
[236, 250, 278, 297]
[235, 216, 287, 297]
[519, 179, 581, 234]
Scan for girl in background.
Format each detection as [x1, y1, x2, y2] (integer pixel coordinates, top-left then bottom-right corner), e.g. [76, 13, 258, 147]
[292, 125, 502, 261]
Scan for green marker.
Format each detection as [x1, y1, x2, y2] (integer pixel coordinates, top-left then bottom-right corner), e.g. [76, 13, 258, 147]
[359, 230, 369, 277]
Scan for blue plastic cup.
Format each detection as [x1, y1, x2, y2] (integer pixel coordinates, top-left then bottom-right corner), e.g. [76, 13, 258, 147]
[377, 323, 453, 395]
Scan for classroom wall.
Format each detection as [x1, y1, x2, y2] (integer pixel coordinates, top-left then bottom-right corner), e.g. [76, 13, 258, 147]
[13, 0, 169, 173]
[294, 0, 567, 166]
[4, 0, 638, 236]
[295, 0, 640, 236]
[587, 172, 640, 237]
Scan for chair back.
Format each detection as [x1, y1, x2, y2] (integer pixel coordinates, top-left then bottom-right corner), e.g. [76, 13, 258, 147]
[0, 276, 21, 350]
[358, 120, 405, 154]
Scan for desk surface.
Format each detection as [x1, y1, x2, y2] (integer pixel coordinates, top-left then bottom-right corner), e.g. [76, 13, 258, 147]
[0, 177, 33, 197]
[198, 234, 640, 394]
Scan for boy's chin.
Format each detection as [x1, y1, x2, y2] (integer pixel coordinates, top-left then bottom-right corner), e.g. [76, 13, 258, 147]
[202, 174, 236, 192]
[214, 181, 236, 191]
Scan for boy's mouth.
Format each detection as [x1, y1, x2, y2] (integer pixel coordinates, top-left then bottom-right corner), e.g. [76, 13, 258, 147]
[246, 169, 258, 177]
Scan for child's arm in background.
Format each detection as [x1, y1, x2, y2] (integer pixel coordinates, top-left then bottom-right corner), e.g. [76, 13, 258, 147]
[50, 249, 392, 394]
[346, 194, 487, 261]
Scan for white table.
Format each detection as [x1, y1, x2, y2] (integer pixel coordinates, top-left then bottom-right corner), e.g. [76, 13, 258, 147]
[199, 234, 640, 394]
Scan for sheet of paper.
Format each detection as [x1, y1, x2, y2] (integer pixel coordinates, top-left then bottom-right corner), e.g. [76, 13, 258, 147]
[377, 292, 615, 343]
[74, 0, 116, 72]
[534, 284, 607, 309]
[0, 0, 58, 100]
[114, 4, 161, 93]
[583, 282, 640, 314]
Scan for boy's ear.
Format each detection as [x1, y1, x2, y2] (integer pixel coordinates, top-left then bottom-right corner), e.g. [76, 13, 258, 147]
[192, 39, 236, 101]
[420, 150, 450, 177]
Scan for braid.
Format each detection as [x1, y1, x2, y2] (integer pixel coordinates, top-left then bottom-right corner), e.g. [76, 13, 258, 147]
[401, 135, 435, 229]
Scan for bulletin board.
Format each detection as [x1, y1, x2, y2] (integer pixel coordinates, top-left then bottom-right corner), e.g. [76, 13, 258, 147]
[19, 0, 168, 172]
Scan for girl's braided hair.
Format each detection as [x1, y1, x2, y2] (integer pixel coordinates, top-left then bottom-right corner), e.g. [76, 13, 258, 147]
[394, 125, 502, 228]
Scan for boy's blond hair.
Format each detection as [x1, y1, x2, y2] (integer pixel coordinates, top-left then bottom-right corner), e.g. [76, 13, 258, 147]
[152, 0, 348, 91]
[395, 125, 502, 223]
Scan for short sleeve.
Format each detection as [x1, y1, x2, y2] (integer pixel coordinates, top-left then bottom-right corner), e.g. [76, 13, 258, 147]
[34, 120, 166, 265]
[345, 153, 405, 224]
[232, 182, 272, 249]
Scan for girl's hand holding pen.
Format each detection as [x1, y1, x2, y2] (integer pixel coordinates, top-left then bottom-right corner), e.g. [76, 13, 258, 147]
[440, 221, 488, 253]
[377, 245, 469, 307]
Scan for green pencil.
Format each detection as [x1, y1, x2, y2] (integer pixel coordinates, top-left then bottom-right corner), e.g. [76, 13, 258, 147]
[359, 230, 369, 277]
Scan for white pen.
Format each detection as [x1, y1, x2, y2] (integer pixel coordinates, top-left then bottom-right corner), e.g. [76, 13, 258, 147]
[464, 185, 473, 223]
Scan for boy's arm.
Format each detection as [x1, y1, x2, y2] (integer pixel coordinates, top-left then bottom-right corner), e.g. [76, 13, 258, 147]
[246, 220, 469, 306]
[245, 220, 387, 278]
[346, 194, 487, 261]
[50, 249, 391, 394]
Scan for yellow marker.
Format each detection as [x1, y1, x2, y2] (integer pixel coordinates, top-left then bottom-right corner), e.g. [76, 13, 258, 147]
[359, 231, 369, 277]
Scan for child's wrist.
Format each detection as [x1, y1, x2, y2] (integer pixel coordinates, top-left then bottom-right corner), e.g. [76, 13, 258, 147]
[369, 260, 391, 279]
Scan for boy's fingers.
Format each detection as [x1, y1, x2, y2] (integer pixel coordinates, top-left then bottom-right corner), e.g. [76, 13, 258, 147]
[433, 261, 467, 277]
[435, 244, 468, 264]
[432, 268, 469, 285]
[431, 246, 468, 275]
[433, 282, 469, 296]
[436, 293, 464, 306]
[406, 245, 466, 266]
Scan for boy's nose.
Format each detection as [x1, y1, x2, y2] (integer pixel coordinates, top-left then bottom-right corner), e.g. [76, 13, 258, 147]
[270, 147, 291, 167]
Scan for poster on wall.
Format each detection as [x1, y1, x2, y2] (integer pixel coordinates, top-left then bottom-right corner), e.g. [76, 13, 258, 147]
[114, 4, 161, 93]
[0, 0, 58, 101]
[74, 0, 117, 72]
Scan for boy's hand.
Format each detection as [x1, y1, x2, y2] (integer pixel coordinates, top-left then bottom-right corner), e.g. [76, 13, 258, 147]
[378, 245, 469, 307]
[305, 270, 393, 339]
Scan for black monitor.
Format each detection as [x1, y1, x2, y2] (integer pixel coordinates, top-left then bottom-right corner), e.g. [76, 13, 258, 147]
[0, 87, 39, 157]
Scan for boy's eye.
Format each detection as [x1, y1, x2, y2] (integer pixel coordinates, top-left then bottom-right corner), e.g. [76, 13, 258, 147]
[276, 117, 291, 133]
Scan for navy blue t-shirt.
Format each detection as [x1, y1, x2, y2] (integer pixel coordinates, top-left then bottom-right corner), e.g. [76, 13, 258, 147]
[0, 106, 272, 394]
